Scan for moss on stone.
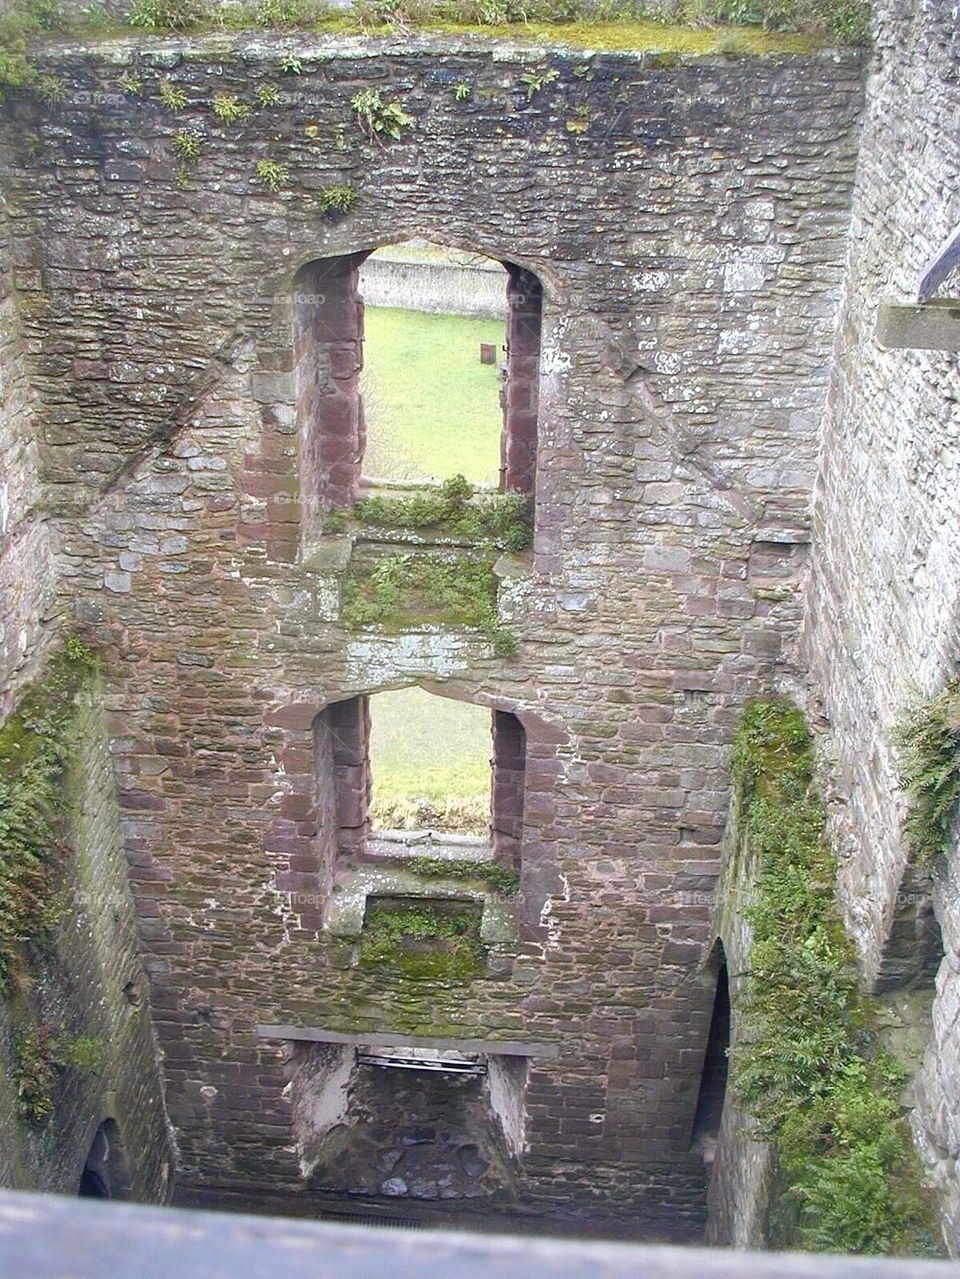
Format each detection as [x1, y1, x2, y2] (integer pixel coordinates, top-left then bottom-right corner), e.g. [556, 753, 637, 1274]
[406, 856, 519, 895]
[341, 548, 498, 630]
[351, 475, 531, 552]
[356, 898, 487, 982]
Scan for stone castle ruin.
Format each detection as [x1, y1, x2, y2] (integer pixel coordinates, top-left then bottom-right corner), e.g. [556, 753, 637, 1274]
[0, 0, 958, 1256]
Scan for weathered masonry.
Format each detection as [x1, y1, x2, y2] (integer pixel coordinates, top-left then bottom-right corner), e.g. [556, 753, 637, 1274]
[0, 24, 882, 1240]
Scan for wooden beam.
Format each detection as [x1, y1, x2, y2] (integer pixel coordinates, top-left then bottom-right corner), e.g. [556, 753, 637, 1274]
[917, 220, 960, 303]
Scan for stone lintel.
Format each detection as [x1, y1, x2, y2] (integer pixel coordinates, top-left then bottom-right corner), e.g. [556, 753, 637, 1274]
[876, 301, 960, 350]
[256, 1025, 559, 1058]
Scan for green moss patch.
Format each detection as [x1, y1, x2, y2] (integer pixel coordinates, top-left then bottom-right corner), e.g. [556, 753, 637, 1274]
[0, 638, 96, 995]
[357, 897, 487, 981]
[24, 1, 870, 54]
[341, 547, 498, 630]
[12, 1025, 102, 1124]
[731, 700, 940, 1256]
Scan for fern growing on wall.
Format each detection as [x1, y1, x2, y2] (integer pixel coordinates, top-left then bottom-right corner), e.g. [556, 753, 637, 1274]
[0, 637, 96, 993]
[895, 678, 960, 867]
[730, 700, 940, 1256]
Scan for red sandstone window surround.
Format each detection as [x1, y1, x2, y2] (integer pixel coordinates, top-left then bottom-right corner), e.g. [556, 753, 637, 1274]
[293, 247, 543, 541]
[313, 693, 526, 874]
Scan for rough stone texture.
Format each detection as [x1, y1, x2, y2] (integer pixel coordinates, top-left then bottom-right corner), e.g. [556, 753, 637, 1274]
[0, 688, 173, 1201]
[0, 201, 58, 711]
[799, 0, 960, 1252]
[0, 31, 864, 1238]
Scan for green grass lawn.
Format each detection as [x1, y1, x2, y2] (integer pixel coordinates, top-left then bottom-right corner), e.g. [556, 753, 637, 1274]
[361, 306, 504, 487]
[369, 687, 492, 833]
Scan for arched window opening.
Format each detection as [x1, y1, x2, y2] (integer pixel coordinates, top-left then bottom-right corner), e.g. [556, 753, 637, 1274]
[690, 948, 730, 1164]
[78, 1119, 132, 1200]
[314, 687, 527, 874]
[358, 242, 507, 488]
[294, 241, 543, 542]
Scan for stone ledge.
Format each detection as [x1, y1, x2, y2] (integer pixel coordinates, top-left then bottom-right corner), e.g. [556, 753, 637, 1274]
[255, 1026, 558, 1057]
[876, 301, 960, 351]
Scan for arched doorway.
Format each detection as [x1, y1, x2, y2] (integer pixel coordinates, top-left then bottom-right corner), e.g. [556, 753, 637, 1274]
[78, 1119, 132, 1200]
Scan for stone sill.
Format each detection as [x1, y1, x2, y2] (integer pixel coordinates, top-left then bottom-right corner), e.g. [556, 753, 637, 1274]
[255, 1026, 558, 1057]
[364, 832, 495, 863]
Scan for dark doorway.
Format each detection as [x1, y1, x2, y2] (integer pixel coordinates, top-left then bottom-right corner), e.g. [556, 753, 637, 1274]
[690, 945, 731, 1163]
[78, 1119, 132, 1200]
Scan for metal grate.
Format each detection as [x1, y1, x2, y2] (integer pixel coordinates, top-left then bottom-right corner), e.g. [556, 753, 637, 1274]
[356, 1052, 486, 1077]
[318, 1209, 423, 1230]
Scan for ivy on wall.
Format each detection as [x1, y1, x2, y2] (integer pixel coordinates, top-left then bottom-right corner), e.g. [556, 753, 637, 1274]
[730, 700, 941, 1256]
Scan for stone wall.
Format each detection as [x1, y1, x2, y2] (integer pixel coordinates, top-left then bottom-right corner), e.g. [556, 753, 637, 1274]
[800, 0, 960, 1252]
[0, 31, 863, 1237]
[358, 245, 507, 318]
[0, 201, 58, 712]
[0, 682, 173, 1201]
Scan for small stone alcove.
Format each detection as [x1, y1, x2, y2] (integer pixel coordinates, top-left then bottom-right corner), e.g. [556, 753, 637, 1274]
[283, 1034, 534, 1202]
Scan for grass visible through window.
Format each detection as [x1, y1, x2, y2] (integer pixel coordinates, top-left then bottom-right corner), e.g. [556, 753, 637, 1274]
[369, 687, 490, 834]
[361, 306, 504, 486]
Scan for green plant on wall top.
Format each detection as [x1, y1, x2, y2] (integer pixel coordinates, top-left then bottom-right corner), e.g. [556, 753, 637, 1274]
[0, 0, 873, 103]
[255, 0, 307, 24]
[350, 87, 414, 143]
[0, 637, 96, 995]
[730, 700, 940, 1255]
[351, 474, 531, 550]
[895, 677, 960, 868]
[128, 0, 200, 31]
[406, 856, 519, 895]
